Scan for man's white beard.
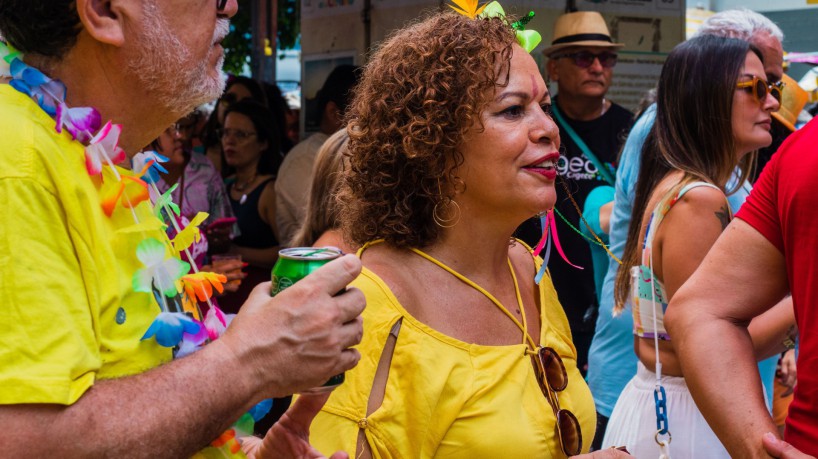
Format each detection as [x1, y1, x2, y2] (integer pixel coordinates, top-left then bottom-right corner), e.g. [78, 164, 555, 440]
[128, 1, 228, 116]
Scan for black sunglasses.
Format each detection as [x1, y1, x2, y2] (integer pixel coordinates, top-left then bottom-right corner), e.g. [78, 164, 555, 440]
[217, 0, 228, 11]
[532, 346, 582, 456]
[555, 51, 618, 69]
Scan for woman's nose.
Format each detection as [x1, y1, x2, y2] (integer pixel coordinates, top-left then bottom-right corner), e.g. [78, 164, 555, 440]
[765, 91, 781, 113]
[531, 108, 560, 148]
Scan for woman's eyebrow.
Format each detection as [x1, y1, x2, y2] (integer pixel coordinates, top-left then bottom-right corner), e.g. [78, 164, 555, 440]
[495, 91, 530, 102]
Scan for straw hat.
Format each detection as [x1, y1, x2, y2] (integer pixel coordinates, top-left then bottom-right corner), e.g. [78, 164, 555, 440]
[543, 11, 624, 57]
[771, 73, 809, 132]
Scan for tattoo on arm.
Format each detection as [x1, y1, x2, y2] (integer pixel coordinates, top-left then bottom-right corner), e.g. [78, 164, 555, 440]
[782, 324, 798, 349]
[714, 205, 731, 230]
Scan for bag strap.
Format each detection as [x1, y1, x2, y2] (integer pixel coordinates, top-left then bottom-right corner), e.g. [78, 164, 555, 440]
[551, 103, 616, 186]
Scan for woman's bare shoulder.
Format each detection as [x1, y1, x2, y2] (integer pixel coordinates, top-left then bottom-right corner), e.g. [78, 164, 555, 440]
[359, 245, 417, 295]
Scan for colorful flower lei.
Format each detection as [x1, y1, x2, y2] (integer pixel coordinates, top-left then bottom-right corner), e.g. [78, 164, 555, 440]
[1, 41, 266, 456]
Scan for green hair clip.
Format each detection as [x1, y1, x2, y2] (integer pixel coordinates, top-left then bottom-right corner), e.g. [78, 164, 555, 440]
[511, 11, 536, 31]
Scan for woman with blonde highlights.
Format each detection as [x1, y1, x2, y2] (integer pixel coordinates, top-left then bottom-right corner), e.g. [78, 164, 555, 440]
[603, 35, 794, 457]
[307, 8, 631, 459]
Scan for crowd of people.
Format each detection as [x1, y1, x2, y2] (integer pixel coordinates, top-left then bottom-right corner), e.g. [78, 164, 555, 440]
[135, 48, 360, 316]
[0, 0, 815, 457]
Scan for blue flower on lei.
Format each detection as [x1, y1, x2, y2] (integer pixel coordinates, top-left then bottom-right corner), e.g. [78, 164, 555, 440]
[131, 150, 170, 184]
[6, 54, 102, 143]
[9, 58, 69, 117]
[141, 312, 202, 348]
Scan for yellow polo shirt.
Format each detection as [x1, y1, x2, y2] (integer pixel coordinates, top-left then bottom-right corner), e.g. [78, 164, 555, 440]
[0, 85, 171, 405]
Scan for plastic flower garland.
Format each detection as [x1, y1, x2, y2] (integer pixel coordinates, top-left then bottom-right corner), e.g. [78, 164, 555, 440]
[1, 41, 266, 457]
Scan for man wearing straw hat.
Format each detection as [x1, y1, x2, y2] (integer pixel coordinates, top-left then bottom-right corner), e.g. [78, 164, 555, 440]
[517, 10, 633, 403]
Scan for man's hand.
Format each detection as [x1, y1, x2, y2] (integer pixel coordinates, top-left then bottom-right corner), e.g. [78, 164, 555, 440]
[202, 260, 246, 293]
[244, 393, 347, 459]
[206, 224, 233, 254]
[763, 432, 816, 459]
[218, 254, 365, 398]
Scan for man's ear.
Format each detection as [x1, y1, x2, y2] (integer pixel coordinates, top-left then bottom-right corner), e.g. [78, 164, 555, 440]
[546, 58, 559, 83]
[75, 0, 131, 47]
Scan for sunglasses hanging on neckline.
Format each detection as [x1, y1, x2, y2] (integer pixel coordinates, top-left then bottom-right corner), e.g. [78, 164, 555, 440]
[531, 346, 583, 456]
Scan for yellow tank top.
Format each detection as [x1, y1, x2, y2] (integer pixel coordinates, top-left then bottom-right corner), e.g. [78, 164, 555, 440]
[310, 252, 596, 458]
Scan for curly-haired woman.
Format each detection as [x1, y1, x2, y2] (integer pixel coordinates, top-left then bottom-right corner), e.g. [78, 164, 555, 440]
[306, 8, 631, 459]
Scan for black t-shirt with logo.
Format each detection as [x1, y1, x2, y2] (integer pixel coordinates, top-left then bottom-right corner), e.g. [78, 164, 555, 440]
[516, 96, 633, 371]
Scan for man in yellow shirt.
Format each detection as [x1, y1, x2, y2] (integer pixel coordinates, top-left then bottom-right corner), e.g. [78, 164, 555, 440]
[0, 1, 364, 457]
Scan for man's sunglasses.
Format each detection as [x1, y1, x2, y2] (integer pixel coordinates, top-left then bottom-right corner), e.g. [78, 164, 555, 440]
[217, 0, 228, 11]
[736, 76, 784, 104]
[532, 346, 582, 456]
[554, 51, 617, 69]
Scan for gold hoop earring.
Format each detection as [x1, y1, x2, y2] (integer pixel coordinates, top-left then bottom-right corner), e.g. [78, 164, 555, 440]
[433, 199, 461, 228]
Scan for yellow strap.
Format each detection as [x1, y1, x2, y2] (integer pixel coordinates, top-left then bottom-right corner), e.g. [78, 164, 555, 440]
[357, 238, 385, 257]
[410, 247, 538, 351]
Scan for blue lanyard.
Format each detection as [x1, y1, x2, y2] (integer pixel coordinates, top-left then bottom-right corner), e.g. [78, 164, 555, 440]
[551, 103, 616, 186]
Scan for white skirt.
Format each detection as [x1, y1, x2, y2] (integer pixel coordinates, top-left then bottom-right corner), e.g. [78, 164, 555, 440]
[601, 362, 730, 459]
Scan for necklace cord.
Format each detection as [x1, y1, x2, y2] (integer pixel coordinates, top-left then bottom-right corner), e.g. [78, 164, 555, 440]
[557, 176, 622, 265]
[410, 248, 538, 351]
[233, 170, 257, 193]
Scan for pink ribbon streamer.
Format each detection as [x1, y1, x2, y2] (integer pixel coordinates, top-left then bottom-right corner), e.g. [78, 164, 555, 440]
[547, 210, 582, 270]
[532, 210, 583, 284]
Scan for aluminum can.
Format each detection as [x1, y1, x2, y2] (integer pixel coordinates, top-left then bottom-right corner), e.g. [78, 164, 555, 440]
[271, 247, 345, 392]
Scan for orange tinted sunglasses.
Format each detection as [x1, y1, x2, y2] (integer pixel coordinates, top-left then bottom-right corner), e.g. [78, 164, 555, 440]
[736, 76, 784, 104]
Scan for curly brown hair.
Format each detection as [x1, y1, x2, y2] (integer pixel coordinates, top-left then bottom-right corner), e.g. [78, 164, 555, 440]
[338, 11, 518, 248]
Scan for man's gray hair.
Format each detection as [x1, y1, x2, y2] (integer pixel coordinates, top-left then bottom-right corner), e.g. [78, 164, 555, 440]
[694, 8, 784, 42]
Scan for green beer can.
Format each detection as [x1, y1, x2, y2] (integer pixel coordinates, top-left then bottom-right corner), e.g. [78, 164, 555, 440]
[271, 247, 345, 392]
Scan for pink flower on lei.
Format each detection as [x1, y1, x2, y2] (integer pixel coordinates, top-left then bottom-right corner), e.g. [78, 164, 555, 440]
[55, 102, 102, 145]
[203, 305, 235, 341]
[83, 121, 126, 176]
